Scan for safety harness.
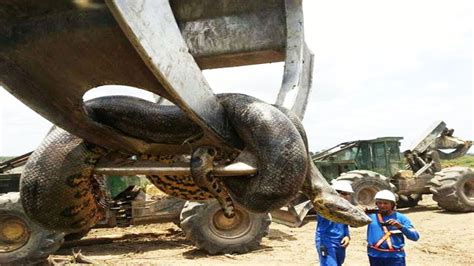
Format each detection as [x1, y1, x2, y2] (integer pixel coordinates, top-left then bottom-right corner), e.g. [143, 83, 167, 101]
[369, 213, 403, 252]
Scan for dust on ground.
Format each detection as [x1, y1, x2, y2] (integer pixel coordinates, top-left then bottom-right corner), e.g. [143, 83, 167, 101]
[51, 196, 474, 265]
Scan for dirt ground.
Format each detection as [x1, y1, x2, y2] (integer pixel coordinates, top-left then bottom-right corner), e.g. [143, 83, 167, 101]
[51, 195, 474, 265]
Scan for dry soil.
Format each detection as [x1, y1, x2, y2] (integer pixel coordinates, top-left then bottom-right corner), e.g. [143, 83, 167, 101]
[51, 195, 474, 265]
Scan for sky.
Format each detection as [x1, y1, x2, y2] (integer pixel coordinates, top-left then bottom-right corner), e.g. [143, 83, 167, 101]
[1, 0, 473, 156]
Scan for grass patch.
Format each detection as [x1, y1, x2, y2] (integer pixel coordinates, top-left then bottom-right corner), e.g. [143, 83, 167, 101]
[441, 154, 474, 168]
[0, 156, 15, 163]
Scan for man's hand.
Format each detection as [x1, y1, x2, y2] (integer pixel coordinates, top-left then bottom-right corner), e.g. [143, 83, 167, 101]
[386, 219, 402, 229]
[341, 236, 350, 248]
[363, 207, 379, 214]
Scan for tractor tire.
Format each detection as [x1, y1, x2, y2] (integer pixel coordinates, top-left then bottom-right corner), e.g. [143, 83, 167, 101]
[335, 170, 395, 206]
[180, 200, 271, 255]
[397, 194, 423, 208]
[429, 166, 474, 212]
[0, 192, 65, 265]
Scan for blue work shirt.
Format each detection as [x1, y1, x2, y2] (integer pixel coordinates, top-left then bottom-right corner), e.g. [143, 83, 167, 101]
[367, 212, 420, 258]
[315, 215, 350, 247]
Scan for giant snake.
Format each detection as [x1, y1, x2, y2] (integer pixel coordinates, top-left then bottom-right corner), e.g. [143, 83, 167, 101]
[20, 93, 370, 233]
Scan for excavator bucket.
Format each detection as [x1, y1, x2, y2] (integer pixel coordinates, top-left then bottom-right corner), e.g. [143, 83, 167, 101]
[1, 1, 360, 230]
[410, 121, 472, 160]
[0, 0, 313, 155]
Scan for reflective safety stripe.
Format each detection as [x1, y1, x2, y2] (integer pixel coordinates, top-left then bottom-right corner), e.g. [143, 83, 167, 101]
[369, 213, 403, 252]
[369, 245, 404, 252]
[374, 231, 391, 248]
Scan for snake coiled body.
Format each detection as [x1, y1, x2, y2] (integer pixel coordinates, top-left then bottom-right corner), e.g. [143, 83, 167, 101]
[20, 94, 309, 232]
[20, 127, 105, 232]
[218, 94, 308, 213]
[91, 94, 308, 214]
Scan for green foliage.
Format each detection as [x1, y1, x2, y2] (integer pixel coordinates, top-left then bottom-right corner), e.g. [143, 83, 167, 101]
[106, 175, 151, 198]
[441, 154, 474, 168]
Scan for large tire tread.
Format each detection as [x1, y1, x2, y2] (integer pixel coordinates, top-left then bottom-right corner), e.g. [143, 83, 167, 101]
[335, 170, 395, 206]
[397, 194, 422, 208]
[429, 167, 474, 212]
[180, 200, 271, 255]
[0, 192, 64, 265]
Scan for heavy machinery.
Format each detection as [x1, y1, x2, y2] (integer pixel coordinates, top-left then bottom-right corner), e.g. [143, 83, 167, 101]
[312, 121, 473, 211]
[0, 154, 66, 264]
[1, 151, 311, 262]
[0, 156, 273, 262]
[0, 0, 326, 264]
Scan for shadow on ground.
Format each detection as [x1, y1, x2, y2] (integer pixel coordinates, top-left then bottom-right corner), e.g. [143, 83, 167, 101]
[56, 230, 190, 257]
[266, 228, 298, 241]
[398, 204, 440, 214]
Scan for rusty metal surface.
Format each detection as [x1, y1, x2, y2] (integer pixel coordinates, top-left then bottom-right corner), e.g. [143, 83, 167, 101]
[393, 173, 432, 196]
[410, 121, 472, 160]
[433, 131, 472, 160]
[106, 0, 239, 152]
[0, 0, 313, 153]
[411, 121, 447, 153]
[174, 0, 286, 69]
[94, 160, 257, 177]
[1, 1, 172, 153]
[276, 0, 314, 120]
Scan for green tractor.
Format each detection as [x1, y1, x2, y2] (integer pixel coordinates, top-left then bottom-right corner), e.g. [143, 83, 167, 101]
[313, 121, 473, 211]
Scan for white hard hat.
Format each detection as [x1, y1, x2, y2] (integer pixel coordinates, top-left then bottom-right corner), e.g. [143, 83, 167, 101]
[331, 181, 354, 193]
[374, 190, 396, 202]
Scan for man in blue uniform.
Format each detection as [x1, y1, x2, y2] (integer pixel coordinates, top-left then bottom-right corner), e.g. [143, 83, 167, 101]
[366, 190, 420, 266]
[315, 181, 353, 266]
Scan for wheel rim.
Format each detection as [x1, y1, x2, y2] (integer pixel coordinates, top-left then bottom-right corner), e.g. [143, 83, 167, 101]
[0, 215, 30, 253]
[210, 208, 252, 239]
[461, 177, 474, 203]
[357, 187, 379, 206]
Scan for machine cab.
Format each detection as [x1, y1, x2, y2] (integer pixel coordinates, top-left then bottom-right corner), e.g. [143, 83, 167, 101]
[312, 137, 404, 181]
[367, 137, 404, 177]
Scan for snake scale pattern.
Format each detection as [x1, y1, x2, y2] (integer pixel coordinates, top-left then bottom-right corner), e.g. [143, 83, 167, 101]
[20, 93, 370, 233]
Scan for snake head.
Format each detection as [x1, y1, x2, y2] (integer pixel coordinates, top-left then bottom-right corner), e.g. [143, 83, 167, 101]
[311, 193, 371, 227]
[302, 163, 371, 227]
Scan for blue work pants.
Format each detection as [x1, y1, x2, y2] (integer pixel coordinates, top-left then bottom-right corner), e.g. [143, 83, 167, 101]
[317, 244, 346, 266]
[368, 256, 406, 266]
